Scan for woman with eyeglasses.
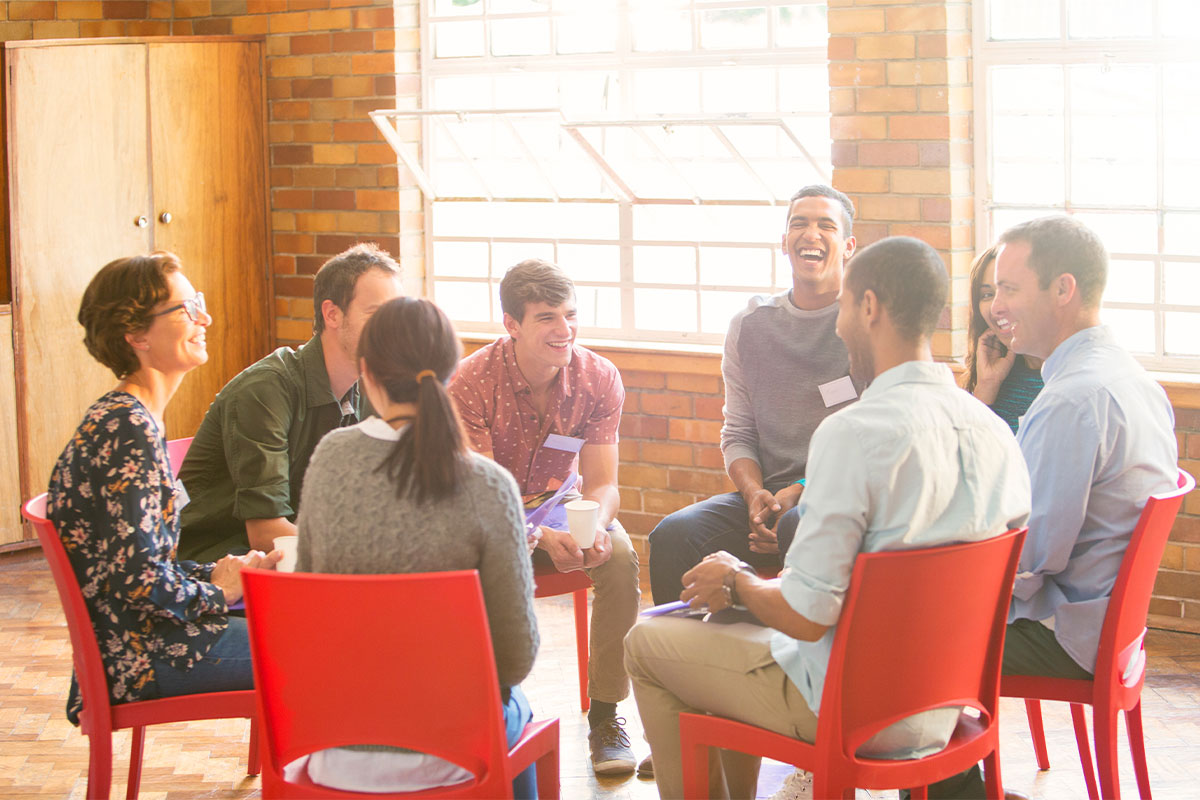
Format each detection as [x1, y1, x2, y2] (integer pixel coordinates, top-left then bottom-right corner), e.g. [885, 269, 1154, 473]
[46, 252, 279, 725]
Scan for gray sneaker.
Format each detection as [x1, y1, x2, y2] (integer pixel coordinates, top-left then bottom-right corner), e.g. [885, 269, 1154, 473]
[588, 716, 637, 775]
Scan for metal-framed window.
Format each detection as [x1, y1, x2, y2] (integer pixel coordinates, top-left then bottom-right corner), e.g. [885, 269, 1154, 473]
[410, 0, 832, 344]
[973, 0, 1200, 371]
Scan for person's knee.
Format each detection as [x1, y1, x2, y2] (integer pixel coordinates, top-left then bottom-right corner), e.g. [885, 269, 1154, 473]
[623, 620, 652, 677]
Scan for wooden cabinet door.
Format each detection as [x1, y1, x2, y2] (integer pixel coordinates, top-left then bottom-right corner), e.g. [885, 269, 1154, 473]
[6, 43, 153, 499]
[148, 40, 270, 438]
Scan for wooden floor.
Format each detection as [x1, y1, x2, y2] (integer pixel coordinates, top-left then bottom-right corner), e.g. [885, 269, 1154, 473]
[3, 554, 1200, 799]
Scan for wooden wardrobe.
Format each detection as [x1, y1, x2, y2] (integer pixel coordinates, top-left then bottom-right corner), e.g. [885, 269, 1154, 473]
[0, 37, 273, 547]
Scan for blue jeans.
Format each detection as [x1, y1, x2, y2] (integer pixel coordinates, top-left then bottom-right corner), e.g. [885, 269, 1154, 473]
[152, 616, 254, 697]
[648, 491, 798, 605]
[505, 686, 537, 799]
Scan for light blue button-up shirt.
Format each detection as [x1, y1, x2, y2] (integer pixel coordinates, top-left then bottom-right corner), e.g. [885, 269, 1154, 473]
[1012, 326, 1176, 673]
[770, 360, 1031, 758]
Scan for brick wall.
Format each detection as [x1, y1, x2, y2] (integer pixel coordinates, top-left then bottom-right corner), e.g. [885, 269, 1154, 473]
[1151, 405, 1200, 634]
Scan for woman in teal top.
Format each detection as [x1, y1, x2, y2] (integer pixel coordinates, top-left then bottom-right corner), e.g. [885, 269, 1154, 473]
[963, 246, 1044, 433]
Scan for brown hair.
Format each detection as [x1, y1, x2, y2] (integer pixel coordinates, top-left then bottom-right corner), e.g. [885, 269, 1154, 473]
[963, 246, 999, 394]
[313, 243, 401, 334]
[78, 251, 182, 378]
[997, 214, 1108, 307]
[499, 258, 575, 322]
[358, 297, 465, 502]
[843, 236, 948, 341]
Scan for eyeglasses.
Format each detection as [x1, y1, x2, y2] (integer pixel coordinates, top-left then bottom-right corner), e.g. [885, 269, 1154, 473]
[152, 292, 207, 323]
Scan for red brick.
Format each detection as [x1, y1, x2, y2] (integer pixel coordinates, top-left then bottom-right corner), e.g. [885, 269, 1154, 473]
[618, 439, 639, 463]
[640, 442, 694, 467]
[315, 234, 362, 255]
[859, 142, 920, 167]
[353, 6, 392, 28]
[332, 30, 374, 52]
[351, 52, 394, 75]
[668, 418, 722, 444]
[273, 188, 313, 209]
[10, 1, 59, 19]
[643, 491, 694, 516]
[922, 197, 952, 223]
[126, 20, 170, 35]
[1154, 570, 1200, 600]
[619, 464, 670, 490]
[618, 511, 662, 537]
[272, 144, 312, 166]
[293, 167, 338, 187]
[275, 275, 314, 296]
[1149, 597, 1183, 618]
[620, 370, 666, 390]
[374, 75, 396, 96]
[1188, 434, 1200, 459]
[297, 255, 326, 275]
[357, 143, 397, 165]
[919, 141, 951, 167]
[290, 122, 333, 142]
[332, 76, 374, 97]
[335, 166, 383, 188]
[619, 487, 643, 513]
[1177, 408, 1200, 429]
[356, 189, 399, 211]
[192, 17, 232, 35]
[173, 0, 211, 17]
[666, 374, 721, 394]
[622, 393, 639, 414]
[274, 233, 315, 254]
[267, 78, 293, 102]
[620, 415, 669, 440]
[694, 396, 724, 420]
[272, 100, 312, 121]
[270, 167, 294, 187]
[695, 446, 725, 470]
[334, 121, 381, 142]
[313, 189, 355, 210]
[292, 78, 333, 98]
[832, 142, 858, 168]
[291, 33, 332, 55]
[57, 1, 104, 19]
[80, 20, 125, 36]
[640, 393, 692, 417]
[170, 20, 193, 34]
[100, 1, 147, 18]
[273, 254, 296, 276]
[667, 469, 733, 496]
[270, 12, 308, 33]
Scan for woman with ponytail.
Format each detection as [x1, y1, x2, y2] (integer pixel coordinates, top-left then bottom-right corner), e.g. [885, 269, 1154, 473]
[293, 296, 539, 796]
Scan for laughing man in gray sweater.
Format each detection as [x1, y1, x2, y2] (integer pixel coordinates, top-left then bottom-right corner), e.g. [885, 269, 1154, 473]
[646, 185, 863, 604]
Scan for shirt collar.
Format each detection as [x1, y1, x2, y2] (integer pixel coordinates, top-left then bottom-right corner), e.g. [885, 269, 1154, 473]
[357, 415, 410, 441]
[860, 360, 955, 401]
[299, 335, 358, 410]
[1042, 325, 1111, 383]
[499, 336, 572, 398]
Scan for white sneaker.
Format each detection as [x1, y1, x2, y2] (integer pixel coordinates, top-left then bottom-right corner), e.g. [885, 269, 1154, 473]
[768, 768, 813, 800]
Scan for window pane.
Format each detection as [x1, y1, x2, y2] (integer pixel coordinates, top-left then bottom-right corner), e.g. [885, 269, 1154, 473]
[1163, 65, 1200, 206]
[434, 21, 485, 57]
[700, 7, 768, 50]
[1165, 312, 1200, 355]
[432, 0, 482, 17]
[701, 291, 759, 334]
[633, 245, 696, 285]
[491, 18, 551, 56]
[1164, 262, 1200, 306]
[635, 288, 697, 331]
[776, 5, 828, 48]
[1101, 308, 1155, 354]
[1073, 211, 1157, 255]
[989, 0, 1060, 40]
[492, 241, 555, 271]
[433, 201, 489, 237]
[432, 241, 490, 278]
[575, 286, 623, 329]
[699, 247, 773, 288]
[555, 203, 619, 240]
[1067, 0, 1151, 39]
[990, 208, 1048, 240]
[1069, 66, 1156, 206]
[435, 280, 494, 323]
[430, 75, 492, 108]
[632, 70, 701, 115]
[704, 69, 776, 113]
[557, 244, 621, 284]
[993, 160, 1065, 206]
[1164, 213, 1200, 256]
[1103, 259, 1155, 306]
[490, 0, 546, 13]
[631, 9, 692, 52]
[556, 14, 616, 54]
[1162, 0, 1200, 38]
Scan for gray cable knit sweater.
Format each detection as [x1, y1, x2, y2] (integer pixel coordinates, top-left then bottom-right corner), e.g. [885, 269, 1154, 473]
[295, 420, 539, 688]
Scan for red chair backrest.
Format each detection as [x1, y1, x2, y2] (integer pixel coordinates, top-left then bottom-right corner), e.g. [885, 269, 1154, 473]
[820, 528, 1027, 758]
[22, 494, 114, 732]
[241, 568, 516, 796]
[1099, 469, 1195, 692]
[166, 436, 193, 479]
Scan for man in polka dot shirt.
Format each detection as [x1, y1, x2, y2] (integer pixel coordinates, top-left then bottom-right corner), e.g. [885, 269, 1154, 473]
[450, 259, 643, 777]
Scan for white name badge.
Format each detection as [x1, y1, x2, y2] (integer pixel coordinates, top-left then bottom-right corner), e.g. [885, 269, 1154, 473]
[817, 375, 858, 408]
[543, 433, 586, 453]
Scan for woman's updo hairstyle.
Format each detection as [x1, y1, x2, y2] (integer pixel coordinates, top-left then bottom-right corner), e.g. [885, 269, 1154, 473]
[78, 252, 182, 378]
[357, 296, 465, 501]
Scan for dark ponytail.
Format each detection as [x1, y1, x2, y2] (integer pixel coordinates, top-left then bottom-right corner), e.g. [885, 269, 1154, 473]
[357, 297, 465, 502]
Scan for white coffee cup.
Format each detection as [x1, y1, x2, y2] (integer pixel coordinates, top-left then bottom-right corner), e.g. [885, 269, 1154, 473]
[273, 535, 299, 573]
[564, 499, 599, 549]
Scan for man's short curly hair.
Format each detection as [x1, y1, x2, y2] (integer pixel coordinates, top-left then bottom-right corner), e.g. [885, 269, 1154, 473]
[78, 251, 182, 378]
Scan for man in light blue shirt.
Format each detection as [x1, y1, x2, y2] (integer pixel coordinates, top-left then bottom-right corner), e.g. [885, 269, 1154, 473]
[624, 236, 1031, 800]
[930, 215, 1178, 798]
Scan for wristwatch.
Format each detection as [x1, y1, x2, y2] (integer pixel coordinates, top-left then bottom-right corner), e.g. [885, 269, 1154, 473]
[723, 561, 758, 607]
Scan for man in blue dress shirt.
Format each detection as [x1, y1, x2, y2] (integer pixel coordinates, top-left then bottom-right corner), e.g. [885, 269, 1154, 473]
[930, 214, 1178, 798]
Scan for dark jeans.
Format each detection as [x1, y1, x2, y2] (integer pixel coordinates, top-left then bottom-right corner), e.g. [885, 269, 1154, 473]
[914, 618, 1094, 799]
[647, 491, 800, 605]
[152, 615, 255, 696]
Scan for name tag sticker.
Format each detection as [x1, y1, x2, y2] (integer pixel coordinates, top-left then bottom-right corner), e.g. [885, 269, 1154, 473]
[543, 433, 585, 453]
[818, 375, 858, 408]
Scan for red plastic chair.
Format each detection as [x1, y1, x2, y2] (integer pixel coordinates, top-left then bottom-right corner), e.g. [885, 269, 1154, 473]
[1002, 469, 1196, 800]
[22, 494, 260, 800]
[532, 562, 591, 712]
[166, 435, 194, 478]
[241, 568, 561, 799]
[680, 528, 1028, 800]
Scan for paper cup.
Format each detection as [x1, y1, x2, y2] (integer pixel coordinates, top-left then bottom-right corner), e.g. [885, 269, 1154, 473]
[273, 535, 299, 573]
[564, 499, 599, 549]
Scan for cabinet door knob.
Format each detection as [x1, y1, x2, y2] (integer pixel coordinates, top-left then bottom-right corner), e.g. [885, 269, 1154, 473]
[159, 211, 172, 224]
[135, 215, 149, 228]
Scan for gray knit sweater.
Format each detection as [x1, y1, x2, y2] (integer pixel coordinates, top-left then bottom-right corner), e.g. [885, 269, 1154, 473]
[295, 419, 538, 688]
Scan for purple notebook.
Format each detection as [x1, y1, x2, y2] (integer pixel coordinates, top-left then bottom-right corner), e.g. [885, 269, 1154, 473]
[524, 470, 578, 534]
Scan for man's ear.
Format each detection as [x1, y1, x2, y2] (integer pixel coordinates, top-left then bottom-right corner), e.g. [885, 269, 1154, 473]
[843, 235, 857, 261]
[1054, 272, 1078, 307]
[321, 299, 343, 331]
[860, 288, 880, 326]
[502, 312, 522, 339]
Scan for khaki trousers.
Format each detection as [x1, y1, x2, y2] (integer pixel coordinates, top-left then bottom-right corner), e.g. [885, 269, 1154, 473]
[535, 519, 641, 704]
[624, 615, 818, 800]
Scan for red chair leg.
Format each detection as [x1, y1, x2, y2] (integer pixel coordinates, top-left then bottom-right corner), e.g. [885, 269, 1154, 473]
[125, 725, 146, 800]
[86, 730, 114, 800]
[984, 746, 1004, 800]
[247, 717, 261, 776]
[572, 587, 590, 712]
[535, 746, 561, 800]
[679, 729, 709, 800]
[1024, 698, 1051, 770]
[1094, 706, 1124, 800]
[1125, 703, 1151, 800]
[909, 787, 929, 799]
[1071, 703, 1101, 800]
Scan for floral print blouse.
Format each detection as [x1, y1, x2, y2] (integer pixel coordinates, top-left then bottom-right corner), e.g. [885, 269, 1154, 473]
[48, 391, 229, 723]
